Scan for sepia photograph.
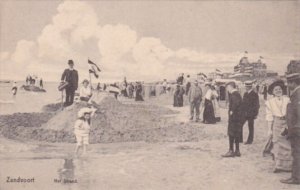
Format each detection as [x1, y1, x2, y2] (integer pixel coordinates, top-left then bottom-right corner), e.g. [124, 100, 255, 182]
[0, 0, 300, 189]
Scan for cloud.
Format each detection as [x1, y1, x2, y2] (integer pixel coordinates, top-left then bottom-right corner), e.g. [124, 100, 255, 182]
[11, 40, 37, 64]
[0, 51, 10, 61]
[1, 0, 296, 81]
[132, 37, 174, 78]
[97, 24, 137, 66]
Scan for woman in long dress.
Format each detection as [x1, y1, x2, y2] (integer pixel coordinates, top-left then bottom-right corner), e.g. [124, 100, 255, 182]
[211, 85, 221, 122]
[173, 85, 185, 107]
[135, 83, 144, 101]
[265, 80, 292, 173]
[203, 84, 216, 124]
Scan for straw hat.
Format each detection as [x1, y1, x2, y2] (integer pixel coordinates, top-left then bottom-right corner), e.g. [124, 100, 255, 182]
[244, 80, 253, 87]
[286, 73, 300, 81]
[77, 107, 93, 118]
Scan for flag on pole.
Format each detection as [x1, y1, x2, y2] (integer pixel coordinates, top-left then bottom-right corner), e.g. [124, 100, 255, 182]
[215, 69, 223, 76]
[88, 59, 101, 72]
[89, 67, 99, 78]
[88, 59, 101, 78]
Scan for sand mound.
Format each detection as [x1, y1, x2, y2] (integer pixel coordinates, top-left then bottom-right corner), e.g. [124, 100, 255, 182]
[42, 103, 62, 112]
[0, 94, 206, 143]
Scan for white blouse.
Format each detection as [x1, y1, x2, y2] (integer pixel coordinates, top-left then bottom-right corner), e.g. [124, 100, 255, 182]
[265, 96, 290, 122]
[74, 119, 90, 136]
[205, 89, 218, 100]
[80, 86, 92, 98]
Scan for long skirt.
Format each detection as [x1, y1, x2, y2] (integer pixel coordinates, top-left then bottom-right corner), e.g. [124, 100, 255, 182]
[272, 118, 292, 171]
[135, 91, 144, 101]
[203, 99, 216, 124]
[212, 99, 221, 122]
[173, 95, 183, 107]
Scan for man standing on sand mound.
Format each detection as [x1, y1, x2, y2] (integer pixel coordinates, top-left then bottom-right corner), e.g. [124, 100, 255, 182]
[61, 60, 79, 107]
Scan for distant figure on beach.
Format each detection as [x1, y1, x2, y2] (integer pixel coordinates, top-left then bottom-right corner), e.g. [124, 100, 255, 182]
[135, 82, 144, 101]
[61, 60, 79, 107]
[265, 80, 292, 173]
[185, 75, 191, 95]
[241, 81, 260, 144]
[79, 79, 93, 102]
[262, 84, 268, 100]
[32, 77, 36, 85]
[203, 83, 216, 124]
[127, 83, 134, 99]
[188, 80, 202, 122]
[26, 75, 30, 85]
[222, 82, 243, 158]
[176, 73, 184, 85]
[162, 79, 167, 94]
[11, 82, 18, 96]
[39, 78, 43, 89]
[173, 84, 185, 107]
[74, 107, 96, 156]
[211, 85, 221, 122]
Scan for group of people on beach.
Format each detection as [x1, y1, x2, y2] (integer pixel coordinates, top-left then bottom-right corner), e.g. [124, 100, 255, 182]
[26, 75, 43, 88]
[169, 68, 300, 184]
[221, 70, 300, 185]
[173, 73, 222, 124]
[58, 59, 300, 184]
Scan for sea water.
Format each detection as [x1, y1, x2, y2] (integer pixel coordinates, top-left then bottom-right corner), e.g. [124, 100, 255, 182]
[0, 82, 61, 115]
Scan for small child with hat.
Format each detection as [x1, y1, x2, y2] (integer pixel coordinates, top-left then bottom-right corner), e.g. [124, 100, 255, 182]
[74, 107, 96, 156]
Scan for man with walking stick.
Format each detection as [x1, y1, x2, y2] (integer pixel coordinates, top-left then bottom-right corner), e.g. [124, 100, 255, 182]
[60, 60, 79, 107]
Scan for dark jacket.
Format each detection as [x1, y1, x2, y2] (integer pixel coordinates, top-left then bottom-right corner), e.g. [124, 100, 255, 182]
[228, 91, 244, 137]
[61, 69, 79, 90]
[242, 90, 260, 119]
[287, 87, 300, 137]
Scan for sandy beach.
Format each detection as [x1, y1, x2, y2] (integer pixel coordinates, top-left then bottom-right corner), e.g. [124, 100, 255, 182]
[0, 90, 298, 190]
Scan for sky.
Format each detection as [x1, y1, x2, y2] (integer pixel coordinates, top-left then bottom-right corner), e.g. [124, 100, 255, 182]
[0, 0, 299, 82]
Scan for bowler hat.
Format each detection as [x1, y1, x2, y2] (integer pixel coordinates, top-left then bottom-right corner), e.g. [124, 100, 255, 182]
[244, 80, 253, 87]
[68, 60, 74, 65]
[268, 80, 285, 95]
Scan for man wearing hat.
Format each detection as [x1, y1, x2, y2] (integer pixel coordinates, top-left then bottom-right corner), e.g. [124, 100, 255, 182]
[281, 70, 300, 184]
[241, 80, 260, 144]
[61, 60, 79, 107]
[188, 80, 202, 122]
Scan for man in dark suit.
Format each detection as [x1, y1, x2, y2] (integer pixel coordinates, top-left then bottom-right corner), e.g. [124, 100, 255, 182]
[222, 82, 244, 157]
[61, 60, 79, 107]
[241, 81, 260, 144]
[281, 71, 300, 185]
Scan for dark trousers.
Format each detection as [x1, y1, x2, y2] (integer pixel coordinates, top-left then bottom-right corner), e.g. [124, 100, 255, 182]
[291, 136, 300, 180]
[242, 118, 254, 143]
[65, 87, 75, 106]
[229, 135, 240, 152]
[190, 101, 200, 120]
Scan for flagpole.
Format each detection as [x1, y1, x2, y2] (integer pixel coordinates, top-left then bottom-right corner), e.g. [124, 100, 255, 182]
[89, 72, 92, 89]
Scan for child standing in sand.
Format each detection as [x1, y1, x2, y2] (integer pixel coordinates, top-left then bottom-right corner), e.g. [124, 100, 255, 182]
[74, 107, 96, 156]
